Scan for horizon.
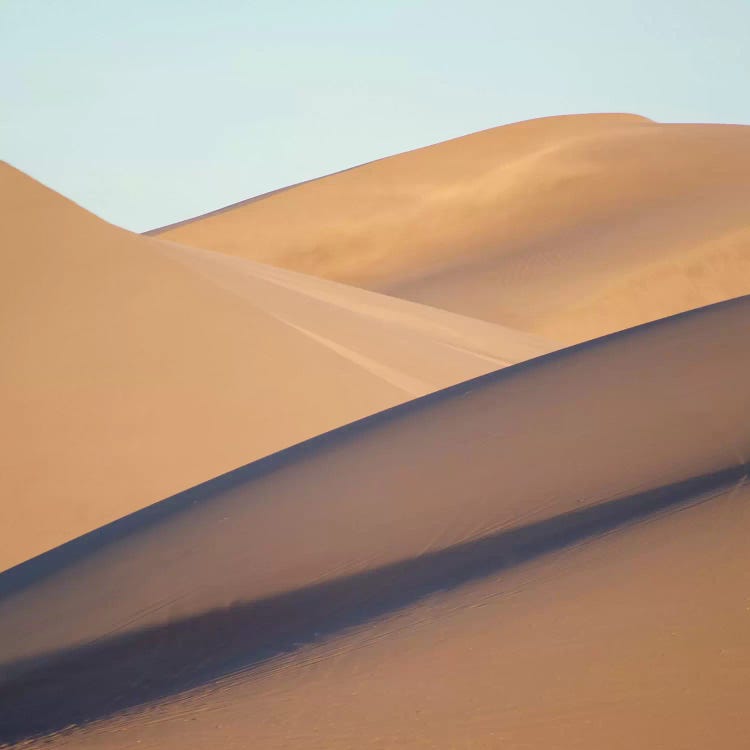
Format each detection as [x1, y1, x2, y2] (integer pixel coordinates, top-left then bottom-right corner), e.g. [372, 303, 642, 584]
[4, 1, 749, 232]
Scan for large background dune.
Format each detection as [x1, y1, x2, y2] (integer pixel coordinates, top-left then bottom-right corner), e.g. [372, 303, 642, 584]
[0, 163, 550, 572]
[153, 114, 750, 342]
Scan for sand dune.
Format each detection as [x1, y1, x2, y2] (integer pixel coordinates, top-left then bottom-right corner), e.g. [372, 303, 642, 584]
[0, 163, 550, 572]
[1, 294, 747, 744]
[153, 114, 750, 343]
[3, 111, 749, 749]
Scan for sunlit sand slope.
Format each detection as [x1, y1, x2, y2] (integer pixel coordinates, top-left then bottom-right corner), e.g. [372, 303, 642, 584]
[0, 163, 549, 571]
[153, 114, 750, 342]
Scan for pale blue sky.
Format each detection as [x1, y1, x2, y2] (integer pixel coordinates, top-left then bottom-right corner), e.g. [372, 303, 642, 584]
[3, 1, 749, 231]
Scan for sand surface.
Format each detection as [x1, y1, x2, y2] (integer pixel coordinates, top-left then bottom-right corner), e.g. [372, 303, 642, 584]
[154, 114, 750, 342]
[0, 163, 550, 572]
[26, 480, 750, 750]
[1, 114, 749, 748]
[1, 295, 748, 745]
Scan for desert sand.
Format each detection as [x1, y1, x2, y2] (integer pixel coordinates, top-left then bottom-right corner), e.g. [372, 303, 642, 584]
[17, 478, 750, 750]
[0, 163, 549, 572]
[153, 114, 750, 343]
[1, 114, 749, 748]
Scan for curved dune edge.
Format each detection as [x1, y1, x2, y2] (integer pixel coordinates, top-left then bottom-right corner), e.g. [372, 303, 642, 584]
[1, 294, 748, 743]
[145, 113, 653, 235]
[0, 163, 550, 573]
[33, 477, 750, 750]
[0, 467, 745, 744]
[152, 113, 750, 343]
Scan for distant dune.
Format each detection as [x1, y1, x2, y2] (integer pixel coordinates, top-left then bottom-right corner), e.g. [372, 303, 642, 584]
[1, 113, 749, 749]
[0, 163, 550, 572]
[152, 114, 750, 342]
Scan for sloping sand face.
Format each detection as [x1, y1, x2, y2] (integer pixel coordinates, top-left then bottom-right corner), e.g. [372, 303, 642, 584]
[39, 479, 750, 750]
[1, 295, 747, 745]
[0, 163, 550, 572]
[153, 114, 750, 343]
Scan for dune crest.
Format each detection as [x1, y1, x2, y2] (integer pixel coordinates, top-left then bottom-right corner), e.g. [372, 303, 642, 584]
[152, 114, 750, 342]
[1, 294, 748, 745]
[1, 293, 747, 683]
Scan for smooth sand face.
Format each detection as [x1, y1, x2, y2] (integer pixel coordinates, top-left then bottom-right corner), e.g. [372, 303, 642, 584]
[0, 163, 551, 573]
[154, 114, 750, 343]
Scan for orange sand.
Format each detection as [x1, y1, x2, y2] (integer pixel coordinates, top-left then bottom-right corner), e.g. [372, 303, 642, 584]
[154, 114, 750, 343]
[1, 114, 749, 749]
[0, 163, 550, 572]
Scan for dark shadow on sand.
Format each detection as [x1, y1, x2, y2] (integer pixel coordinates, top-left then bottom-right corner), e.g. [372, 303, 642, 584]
[0, 464, 745, 744]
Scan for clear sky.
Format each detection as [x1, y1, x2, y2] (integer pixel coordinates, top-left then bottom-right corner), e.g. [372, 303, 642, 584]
[3, 0, 749, 231]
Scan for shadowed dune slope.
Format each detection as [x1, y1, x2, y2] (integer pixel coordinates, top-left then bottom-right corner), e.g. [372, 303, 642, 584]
[152, 114, 750, 343]
[0, 163, 550, 572]
[1, 295, 747, 689]
[38, 477, 750, 750]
